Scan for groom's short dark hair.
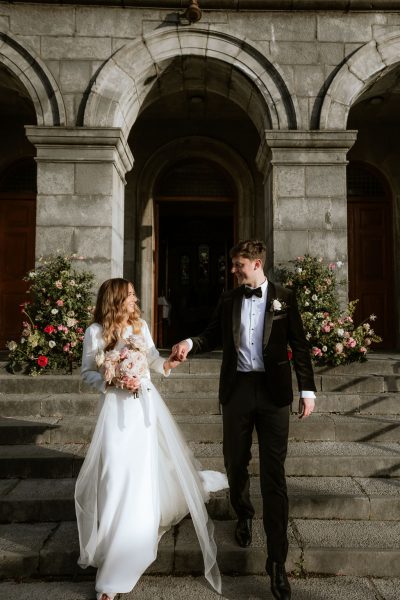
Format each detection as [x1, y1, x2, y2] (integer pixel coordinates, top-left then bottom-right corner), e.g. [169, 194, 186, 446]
[230, 240, 266, 265]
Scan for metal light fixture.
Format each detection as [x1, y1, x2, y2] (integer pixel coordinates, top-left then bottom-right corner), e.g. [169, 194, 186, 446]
[180, 0, 202, 25]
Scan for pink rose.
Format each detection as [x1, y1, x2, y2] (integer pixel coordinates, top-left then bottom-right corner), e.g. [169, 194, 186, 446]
[312, 347, 322, 356]
[56, 299, 64, 307]
[360, 347, 367, 353]
[346, 338, 356, 348]
[63, 344, 70, 352]
[322, 325, 331, 333]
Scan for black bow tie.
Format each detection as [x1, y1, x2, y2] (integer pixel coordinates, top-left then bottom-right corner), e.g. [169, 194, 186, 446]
[244, 286, 262, 299]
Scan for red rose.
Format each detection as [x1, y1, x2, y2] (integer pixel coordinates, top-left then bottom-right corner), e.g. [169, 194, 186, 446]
[44, 325, 55, 334]
[287, 349, 293, 361]
[37, 355, 48, 367]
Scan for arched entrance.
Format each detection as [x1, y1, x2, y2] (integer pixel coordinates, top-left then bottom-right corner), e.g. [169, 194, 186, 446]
[0, 158, 36, 350]
[347, 163, 395, 348]
[155, 158, 235, 346]
[320, 31, 400, 348]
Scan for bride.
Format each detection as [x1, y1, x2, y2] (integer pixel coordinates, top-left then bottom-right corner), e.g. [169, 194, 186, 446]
[75, 278, 227, 600]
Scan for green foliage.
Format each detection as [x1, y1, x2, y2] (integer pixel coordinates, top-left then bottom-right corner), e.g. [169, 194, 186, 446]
[6, 255, 95, 375]
[279, 255, 382, 366]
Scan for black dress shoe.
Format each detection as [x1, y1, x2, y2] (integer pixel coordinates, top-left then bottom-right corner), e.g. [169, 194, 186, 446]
[235, 518, 252, 547]
[266, 559, 291, 600]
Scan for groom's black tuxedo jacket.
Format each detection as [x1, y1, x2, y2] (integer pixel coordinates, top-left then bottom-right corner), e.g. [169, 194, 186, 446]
[191, 281, 316, 407]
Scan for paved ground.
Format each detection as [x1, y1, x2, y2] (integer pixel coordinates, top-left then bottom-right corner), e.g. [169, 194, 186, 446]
[0, 576, 399, 600]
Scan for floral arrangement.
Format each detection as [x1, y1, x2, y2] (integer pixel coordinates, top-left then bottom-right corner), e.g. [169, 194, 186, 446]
[95, 335, 148, 397]
[278, 255, 382, 366]
[6, 255, 94, 375]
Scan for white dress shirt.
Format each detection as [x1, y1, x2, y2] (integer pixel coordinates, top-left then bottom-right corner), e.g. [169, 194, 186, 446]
[237, 278, 268, 372]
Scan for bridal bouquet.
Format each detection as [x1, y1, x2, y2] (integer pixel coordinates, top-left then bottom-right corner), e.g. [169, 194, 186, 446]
[95, 335, 148, 396]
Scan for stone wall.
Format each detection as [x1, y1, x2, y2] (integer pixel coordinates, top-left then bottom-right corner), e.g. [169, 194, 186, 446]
[0, 1, 399, 340]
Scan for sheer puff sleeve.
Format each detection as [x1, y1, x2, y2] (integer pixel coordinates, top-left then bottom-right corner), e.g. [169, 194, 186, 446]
[81, 323, 106, 394]
[141, 320, 171, 377]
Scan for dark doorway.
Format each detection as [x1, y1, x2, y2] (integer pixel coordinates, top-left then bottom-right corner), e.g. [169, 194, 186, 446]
[0, 159, 36, 350]
[155, 159, 235, 347]
[347, 163, 395, 349]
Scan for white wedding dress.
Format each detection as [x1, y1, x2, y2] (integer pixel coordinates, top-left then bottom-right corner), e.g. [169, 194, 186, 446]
[75, 321, 227, 598]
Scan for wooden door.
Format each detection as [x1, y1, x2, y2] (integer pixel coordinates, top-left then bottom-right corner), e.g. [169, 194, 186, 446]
[347, 164, 395, 349]
[0, 196, 36, 350]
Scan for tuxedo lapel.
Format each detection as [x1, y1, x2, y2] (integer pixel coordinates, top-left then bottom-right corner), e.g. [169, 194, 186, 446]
[232, 286, 243, 352]
[263, 281, 275, 349]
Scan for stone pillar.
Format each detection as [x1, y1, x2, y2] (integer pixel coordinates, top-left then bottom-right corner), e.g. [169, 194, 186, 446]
[25, 126, 134, 285]
[256, 130, 357, 299]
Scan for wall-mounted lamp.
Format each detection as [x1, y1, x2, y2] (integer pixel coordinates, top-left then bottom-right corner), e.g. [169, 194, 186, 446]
[179, 1, 202, 25]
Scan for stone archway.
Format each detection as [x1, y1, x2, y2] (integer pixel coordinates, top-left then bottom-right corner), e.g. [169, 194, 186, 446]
[83, 27, 299, 135]
[319, 30, 400, 130]
[0, 32, 66, 126]
[133, 137, 255, 327]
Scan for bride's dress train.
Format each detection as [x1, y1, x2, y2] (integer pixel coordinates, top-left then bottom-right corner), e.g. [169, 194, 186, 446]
[75, 322, 227, 598]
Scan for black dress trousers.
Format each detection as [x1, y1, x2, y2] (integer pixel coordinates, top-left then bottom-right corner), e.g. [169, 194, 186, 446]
[222, 370, 290, 563]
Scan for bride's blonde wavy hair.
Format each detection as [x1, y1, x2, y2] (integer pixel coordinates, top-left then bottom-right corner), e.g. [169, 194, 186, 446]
[93, 278, 142, 351]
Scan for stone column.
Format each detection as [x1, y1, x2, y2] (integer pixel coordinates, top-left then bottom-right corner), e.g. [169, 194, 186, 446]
[25, 126, 134, 284]
[256, 130, 357, 300]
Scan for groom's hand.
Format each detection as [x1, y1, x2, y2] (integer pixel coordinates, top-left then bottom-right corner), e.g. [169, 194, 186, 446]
[171, 340, 190, 362]
[298, 396, 315, 419]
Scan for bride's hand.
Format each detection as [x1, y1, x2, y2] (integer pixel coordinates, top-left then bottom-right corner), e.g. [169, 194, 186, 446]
[164, 354, 181, 371]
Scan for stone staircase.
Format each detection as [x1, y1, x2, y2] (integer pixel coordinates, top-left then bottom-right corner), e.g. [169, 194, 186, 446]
[0, 355, 399, 583]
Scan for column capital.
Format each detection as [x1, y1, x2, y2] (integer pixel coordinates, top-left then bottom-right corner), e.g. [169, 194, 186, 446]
[256, 130, 358, 175]
[25, 126, 134, 181]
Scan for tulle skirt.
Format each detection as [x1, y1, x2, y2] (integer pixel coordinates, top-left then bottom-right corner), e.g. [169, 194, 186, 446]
[75, 379, 227, 597]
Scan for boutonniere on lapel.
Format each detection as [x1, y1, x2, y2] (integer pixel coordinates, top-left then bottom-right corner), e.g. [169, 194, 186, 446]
[270, 298, 287, 313]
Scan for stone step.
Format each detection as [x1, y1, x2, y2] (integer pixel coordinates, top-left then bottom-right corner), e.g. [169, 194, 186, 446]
[191, 441, 400, 478]
[1, 476, 399, 524]
[1, 575, 398, 600]
[1, 370, 399, 395]
[0, 441, 399, 479]
[1, 391, 400, 417]
[2, 413, 400, 445]
[0, 518, 399, 580]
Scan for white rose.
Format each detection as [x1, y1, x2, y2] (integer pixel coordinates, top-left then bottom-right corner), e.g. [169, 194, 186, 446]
[51, 308, 58, 315]
[322, 345, 327, 352]
[49, 340, 56, 348]
[7, 340, 17, 351]
[66, 317, 77, 327]
[311, 294, 318, 301]
[296, 267, 303, 273]
[337, 328, 344, 337]
[272, 299, 282, 311]
[336, 261, 343, 268]
[21, 338, 26, 344]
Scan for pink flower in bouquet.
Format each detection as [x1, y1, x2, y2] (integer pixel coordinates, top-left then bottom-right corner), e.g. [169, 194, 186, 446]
[312, 347, 322, 357]
[56, 299, 64, 307]
[98, 341, 148, 393]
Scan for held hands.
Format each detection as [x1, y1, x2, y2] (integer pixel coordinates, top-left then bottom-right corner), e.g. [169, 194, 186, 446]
[163, 352, 182, 372]
[171, 340, 190, 362]
[298, 396, 315, 419]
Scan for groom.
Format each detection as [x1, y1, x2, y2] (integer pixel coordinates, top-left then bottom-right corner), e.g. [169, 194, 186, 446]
[172, 240, 316, 600]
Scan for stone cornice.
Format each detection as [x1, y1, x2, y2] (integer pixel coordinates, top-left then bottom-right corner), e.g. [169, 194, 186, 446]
[25, 126, 134, 180]
[6, 1, 400, 9]
[256, 130, 358, 175]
